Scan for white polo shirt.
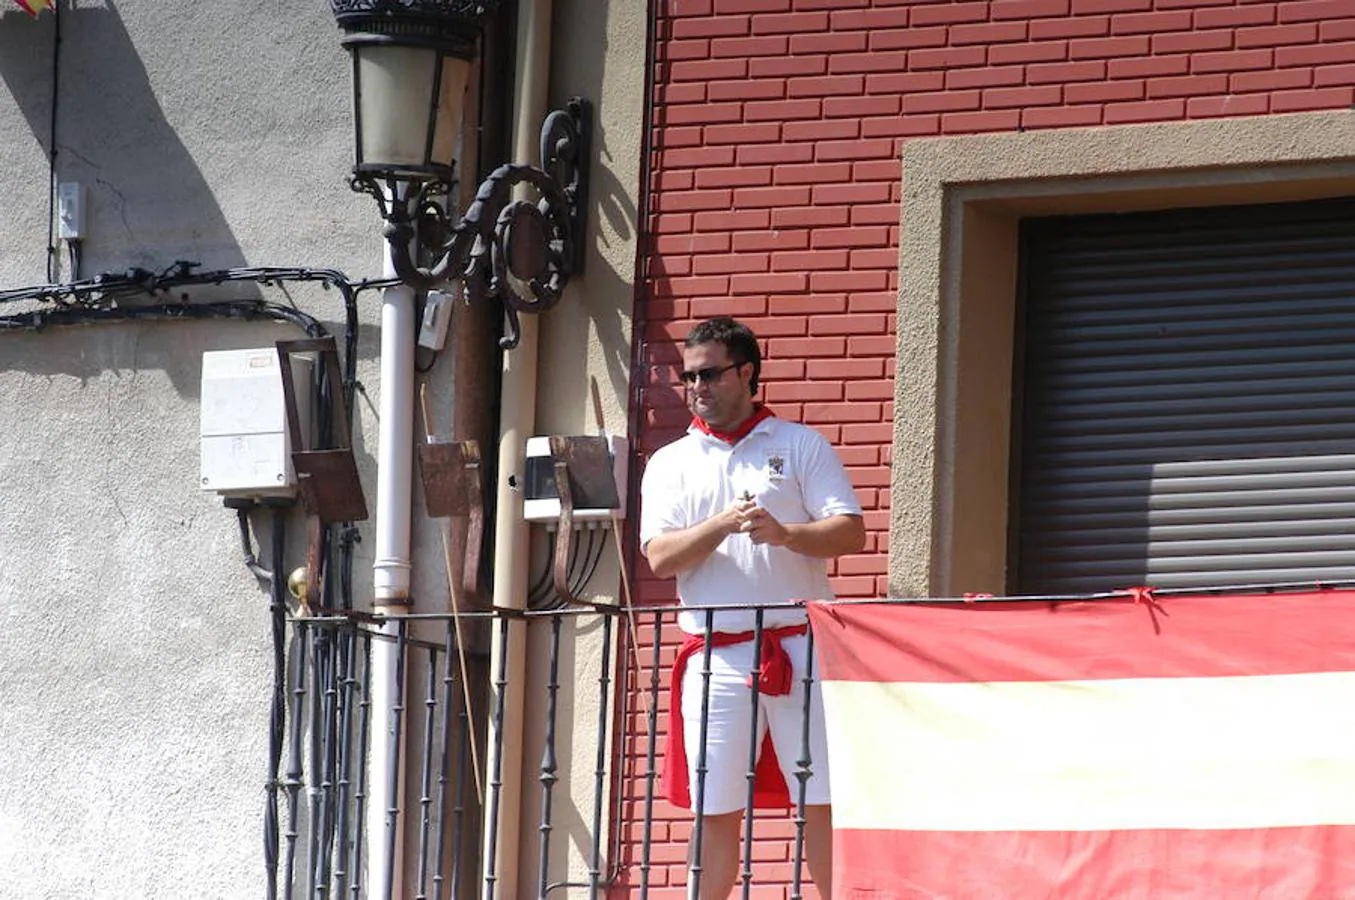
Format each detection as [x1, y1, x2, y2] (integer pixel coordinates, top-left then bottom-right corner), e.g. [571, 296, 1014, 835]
[639, 415, 863, 634]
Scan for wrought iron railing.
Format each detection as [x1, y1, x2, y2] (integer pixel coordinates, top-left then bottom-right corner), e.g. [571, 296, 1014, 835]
[267, 604, 826, 899]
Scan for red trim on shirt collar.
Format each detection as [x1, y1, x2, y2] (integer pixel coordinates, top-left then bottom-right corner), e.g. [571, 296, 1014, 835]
[691, 404, 774, 445]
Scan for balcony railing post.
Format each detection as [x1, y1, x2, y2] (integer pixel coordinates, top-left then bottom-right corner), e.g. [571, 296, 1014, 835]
[415, 646, 441, 898]
[739, 610, 766, 900]
[482, 614, 511, 900]
[348, 632, 373, 900]
[789, 627, 817, 900]
[536, 614, 563, 899]
[331, 624, 362, 899]
[432, 627, 457, 900]
[689, 608, 718, 899]
[284, 620, 309, 900]
[587, 613, 614, 898]
[637, 613, 663, 898]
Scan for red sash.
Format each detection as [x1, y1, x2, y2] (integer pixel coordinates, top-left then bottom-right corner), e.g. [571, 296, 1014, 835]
[661, 623, 808, 811]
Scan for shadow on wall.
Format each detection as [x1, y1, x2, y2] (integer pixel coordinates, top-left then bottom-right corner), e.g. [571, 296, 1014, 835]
[0, 1, 245, 276]
[538, 0, 639, 431]
[584, 116, 641, 416]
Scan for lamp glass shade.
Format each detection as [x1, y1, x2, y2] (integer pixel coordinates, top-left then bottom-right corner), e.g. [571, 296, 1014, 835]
[354, 43, 440, 173]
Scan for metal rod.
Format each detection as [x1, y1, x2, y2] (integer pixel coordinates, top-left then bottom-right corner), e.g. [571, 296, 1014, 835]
[348, 634, 373, 900]
[689, 609, 717, 899]
[482, 615, 510, 900]
[332, 625, 360, 900]
[587, 614, 614, 898]
[789, 629, 817, 900]
[451, 672, 471, 900]
[637, 614, 663, 899]
[315, 625, 341, 896]
[739, 610, 765, 900]
[537, 615, 563, 898]
[432, 626, 457, 900]
[283, 621, 309, 900]
[382, 621, 409, 900]
[416, 647, 441, 899]
[307, 626, 326, 897]
[292, 578, 1355, 626]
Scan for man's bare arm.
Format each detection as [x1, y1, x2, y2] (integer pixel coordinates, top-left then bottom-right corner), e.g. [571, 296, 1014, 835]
[743, 509, 866, 558]
[644, 499, 753, 579]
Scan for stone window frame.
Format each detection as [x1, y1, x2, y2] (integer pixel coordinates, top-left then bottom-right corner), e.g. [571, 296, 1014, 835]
[889, 110, 1355, 599]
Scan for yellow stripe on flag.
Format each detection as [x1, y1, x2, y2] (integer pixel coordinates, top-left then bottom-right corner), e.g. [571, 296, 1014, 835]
[824, 671, 1355, 832]
[15, 0, 52, 15]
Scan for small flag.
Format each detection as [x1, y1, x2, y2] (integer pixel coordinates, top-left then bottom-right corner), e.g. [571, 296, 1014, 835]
[808, 591, 1355, 899]
[15, 0, 52, 16]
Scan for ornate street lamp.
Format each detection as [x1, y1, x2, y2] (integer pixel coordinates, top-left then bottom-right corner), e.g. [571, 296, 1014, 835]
[330, 0, 590, 349]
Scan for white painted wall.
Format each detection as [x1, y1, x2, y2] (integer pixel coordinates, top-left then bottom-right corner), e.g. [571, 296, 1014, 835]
[0, 4, 389, 897]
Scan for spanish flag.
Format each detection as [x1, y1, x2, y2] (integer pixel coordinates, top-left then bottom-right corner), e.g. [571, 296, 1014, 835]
[807, 591, 1355, 899]
[15, 0, 52, 15]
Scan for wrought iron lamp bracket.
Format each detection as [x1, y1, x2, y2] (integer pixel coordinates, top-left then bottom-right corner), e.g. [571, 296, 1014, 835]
[348, 97, 591, 350]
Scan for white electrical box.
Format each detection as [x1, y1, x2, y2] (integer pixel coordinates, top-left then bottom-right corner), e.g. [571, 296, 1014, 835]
[57, 182, 85, 240]
[418, 289, 454, 351]
[199, 348, 311, 498]
[523, 434, 628, 523]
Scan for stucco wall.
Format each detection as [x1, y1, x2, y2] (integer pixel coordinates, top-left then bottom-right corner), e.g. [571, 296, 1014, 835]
[0, 4, 391, 897]
[514, 0, 646, 892]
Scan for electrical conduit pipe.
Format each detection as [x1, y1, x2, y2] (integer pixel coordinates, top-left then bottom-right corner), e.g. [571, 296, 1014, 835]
[483, 0, 553, 896]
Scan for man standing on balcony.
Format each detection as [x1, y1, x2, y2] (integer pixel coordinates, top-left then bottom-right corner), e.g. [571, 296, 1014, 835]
[639, 316, 866, 898]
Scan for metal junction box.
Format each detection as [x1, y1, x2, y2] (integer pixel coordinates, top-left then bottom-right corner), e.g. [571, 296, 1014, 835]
[199, 348, 311, 498]
[522, 434, 628, 523]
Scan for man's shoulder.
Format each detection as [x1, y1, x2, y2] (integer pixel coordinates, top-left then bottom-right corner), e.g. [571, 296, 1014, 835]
[648, 431, 701, 464]
[763, 417, 831, 446]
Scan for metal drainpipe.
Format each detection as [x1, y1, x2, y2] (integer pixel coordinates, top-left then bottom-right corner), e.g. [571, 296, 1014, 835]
[368, 227, 417, 900]
[483, 0, 553, 896]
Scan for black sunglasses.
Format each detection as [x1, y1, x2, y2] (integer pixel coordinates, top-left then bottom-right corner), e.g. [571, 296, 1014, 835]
[679, 362, 742, 386]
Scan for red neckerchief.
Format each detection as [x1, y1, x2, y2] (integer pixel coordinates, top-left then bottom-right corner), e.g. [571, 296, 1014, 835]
[691, 404, 774, 445]
[661, 624, 807, 811]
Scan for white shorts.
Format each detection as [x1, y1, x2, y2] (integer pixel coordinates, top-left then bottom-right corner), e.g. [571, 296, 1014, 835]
[679, 633, 831, 816]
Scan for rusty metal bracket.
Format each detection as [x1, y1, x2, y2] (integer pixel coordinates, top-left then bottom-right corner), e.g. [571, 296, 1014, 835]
[546, 435, 619, 607]
[277, 337, 369, 612]
[417, 439, 485, 603]
[552, 454, 576, 607]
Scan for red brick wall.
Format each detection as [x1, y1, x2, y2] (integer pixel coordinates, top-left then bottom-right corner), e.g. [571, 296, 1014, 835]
[615, 1, 1355, 895]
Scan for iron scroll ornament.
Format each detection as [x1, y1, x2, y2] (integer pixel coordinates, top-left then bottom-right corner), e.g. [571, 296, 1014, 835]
[348, 98, 591, 350]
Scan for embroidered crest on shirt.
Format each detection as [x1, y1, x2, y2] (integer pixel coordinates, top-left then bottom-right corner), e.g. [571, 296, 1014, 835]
[766, 451, 786, 481]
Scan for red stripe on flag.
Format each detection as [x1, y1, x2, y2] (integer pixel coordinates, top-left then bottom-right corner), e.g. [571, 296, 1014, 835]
[807, 590, 1355, 683]
[834, 825, 1355, 899]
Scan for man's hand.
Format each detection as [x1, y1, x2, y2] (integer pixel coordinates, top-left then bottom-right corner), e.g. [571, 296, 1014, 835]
[645, 495, 758, 578]
[736, 503, 866, 559]
[736, 504, 790, 546]
[724, 495, 759, 536]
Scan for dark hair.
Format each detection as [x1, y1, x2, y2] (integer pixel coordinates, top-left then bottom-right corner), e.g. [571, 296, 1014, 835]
[684, 316, 761, 395]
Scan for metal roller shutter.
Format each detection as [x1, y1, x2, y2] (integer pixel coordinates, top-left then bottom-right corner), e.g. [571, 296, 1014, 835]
[1013, 197, 1355, 595]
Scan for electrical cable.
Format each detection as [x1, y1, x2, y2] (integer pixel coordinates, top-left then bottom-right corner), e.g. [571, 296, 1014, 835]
[526, 528, 555, 607]
[570, 524, 607, 598]
[263, 507, 288, 900]
[44, 2, 60, 283]
[565, 527, 597, 604]
[529, 525, 588, 611]
[0, 298, 329, 336]
[230, 502, 274, 583]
